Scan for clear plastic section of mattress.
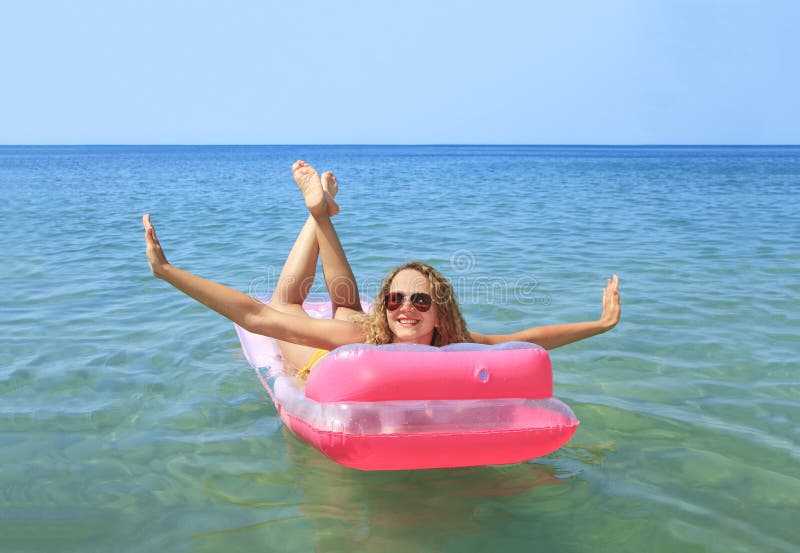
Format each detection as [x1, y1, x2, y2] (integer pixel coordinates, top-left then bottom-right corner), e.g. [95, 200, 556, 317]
[258, 366, 578, 436]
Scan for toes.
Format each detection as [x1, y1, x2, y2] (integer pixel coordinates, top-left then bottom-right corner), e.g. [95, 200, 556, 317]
[292, 161, 314, 183]
[292, 161, 320, 187]
[321, 171, 336, 189]
[321, 171, 338, 197]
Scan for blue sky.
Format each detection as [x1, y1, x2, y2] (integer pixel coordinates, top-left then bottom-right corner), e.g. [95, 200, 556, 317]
[1, 0, 798, 144]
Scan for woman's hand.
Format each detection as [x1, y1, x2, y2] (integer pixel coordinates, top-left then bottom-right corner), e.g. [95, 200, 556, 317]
[143, 214, 170, 278]
[599, 274, 620, 331]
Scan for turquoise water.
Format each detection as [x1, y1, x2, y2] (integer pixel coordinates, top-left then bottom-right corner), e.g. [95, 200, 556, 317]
[1, 145, 798, 552]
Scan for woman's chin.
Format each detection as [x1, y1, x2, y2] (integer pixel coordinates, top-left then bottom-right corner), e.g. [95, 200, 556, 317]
[390, 328, 434, 346]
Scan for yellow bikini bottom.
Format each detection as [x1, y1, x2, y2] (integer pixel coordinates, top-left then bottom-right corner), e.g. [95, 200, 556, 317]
[297, 348, 329, 381]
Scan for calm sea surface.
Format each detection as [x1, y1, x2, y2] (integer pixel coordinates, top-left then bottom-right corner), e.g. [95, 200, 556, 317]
[1, 145, 798, 552]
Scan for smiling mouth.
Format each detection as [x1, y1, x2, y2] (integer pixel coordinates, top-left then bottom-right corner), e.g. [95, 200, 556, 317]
[397, 318, 420, 326]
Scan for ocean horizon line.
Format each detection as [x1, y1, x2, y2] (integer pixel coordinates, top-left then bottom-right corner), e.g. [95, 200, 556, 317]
[1, 143, 798, 148]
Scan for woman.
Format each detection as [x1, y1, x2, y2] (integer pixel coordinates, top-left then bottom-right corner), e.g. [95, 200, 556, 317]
[143, 160, 620, 379]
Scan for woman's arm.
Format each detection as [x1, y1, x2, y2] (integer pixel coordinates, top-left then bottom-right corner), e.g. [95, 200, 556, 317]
[470, 275, 620, 350]
[143, 215, 365, 350]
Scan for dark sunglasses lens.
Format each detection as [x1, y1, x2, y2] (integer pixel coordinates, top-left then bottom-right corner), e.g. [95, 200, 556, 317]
[411, 293, 432, 312]
[385, 292, 404, 311]
[385, 292, 432, 312]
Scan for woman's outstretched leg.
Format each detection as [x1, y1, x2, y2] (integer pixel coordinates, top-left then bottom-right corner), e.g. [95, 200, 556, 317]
[271, 169, 340, 311]
[292, 161, 363, 319]
[269, 170, 341, 373]
[271, 164, 363, 374]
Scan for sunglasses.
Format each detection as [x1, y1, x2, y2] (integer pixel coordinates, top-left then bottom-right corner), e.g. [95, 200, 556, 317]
[385, 291, 434, 312]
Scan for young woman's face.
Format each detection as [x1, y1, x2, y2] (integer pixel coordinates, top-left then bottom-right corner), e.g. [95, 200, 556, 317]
[386, 269, 439, 345]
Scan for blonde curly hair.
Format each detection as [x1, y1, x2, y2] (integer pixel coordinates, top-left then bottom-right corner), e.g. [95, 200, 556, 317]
[357, 261, 472, 346]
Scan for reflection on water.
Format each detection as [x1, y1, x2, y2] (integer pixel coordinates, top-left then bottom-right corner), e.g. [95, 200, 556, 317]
[201, 428, 567, 551]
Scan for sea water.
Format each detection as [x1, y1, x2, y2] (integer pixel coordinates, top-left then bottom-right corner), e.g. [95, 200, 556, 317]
[1, 145, 798, 552]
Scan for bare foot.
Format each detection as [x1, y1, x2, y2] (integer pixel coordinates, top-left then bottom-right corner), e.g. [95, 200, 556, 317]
[320, 170, 340, 216]
[142, 214, 169, 278]
[292, 160, 327, 217]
